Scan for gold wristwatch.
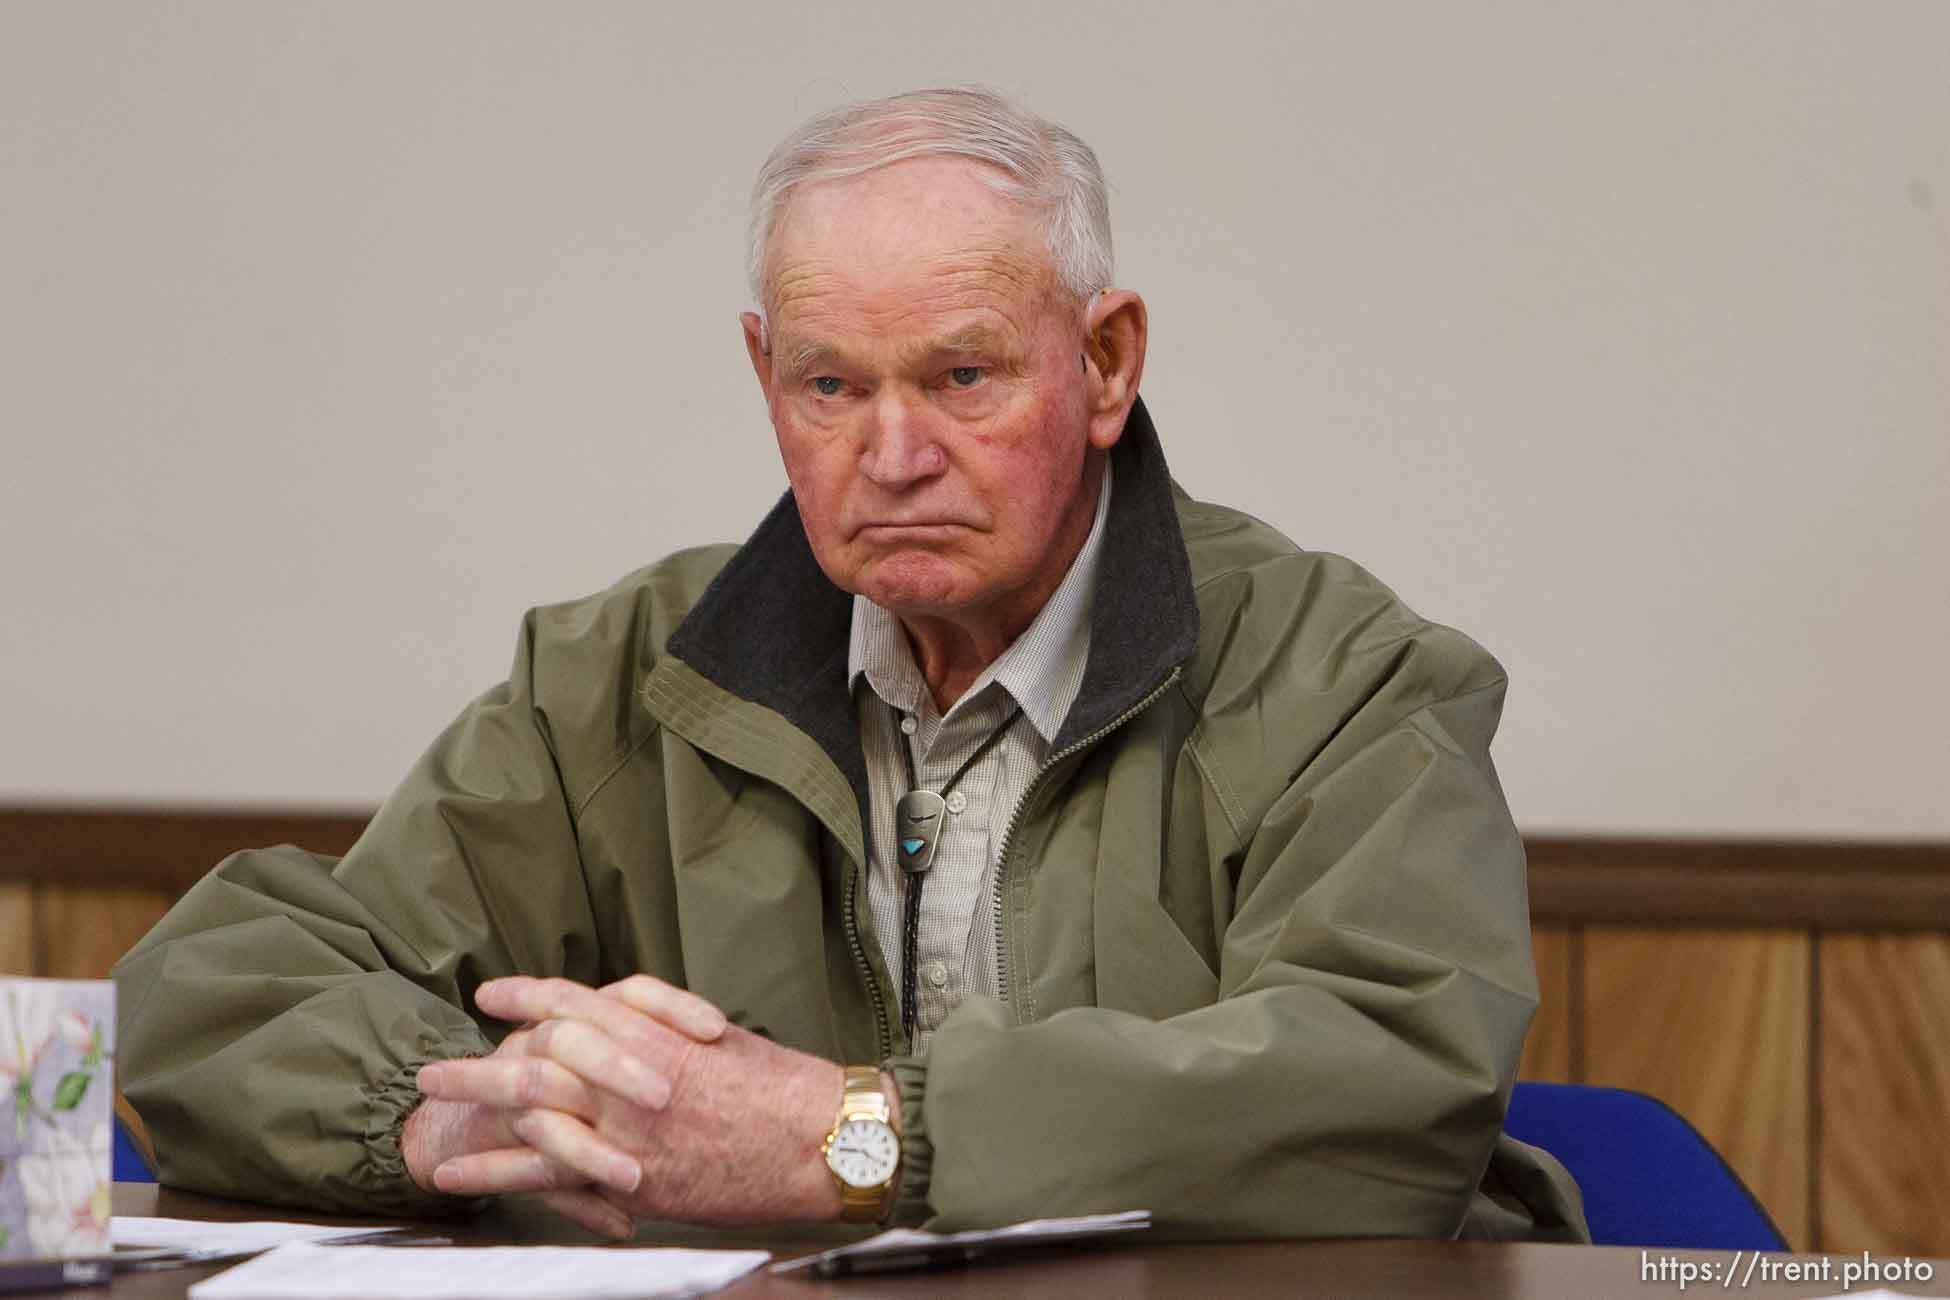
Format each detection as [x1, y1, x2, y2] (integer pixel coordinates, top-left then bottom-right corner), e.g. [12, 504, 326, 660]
[821, 1066, 900, 1222]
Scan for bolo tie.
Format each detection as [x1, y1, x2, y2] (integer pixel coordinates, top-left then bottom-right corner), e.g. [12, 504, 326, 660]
[891, 699, 1022, 1043]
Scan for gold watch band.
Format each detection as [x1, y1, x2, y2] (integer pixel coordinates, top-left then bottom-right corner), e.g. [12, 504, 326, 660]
[827, 1065, 897, 1223]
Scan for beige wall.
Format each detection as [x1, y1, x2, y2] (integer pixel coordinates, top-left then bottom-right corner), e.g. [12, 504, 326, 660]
[3, 2, 1945, 835]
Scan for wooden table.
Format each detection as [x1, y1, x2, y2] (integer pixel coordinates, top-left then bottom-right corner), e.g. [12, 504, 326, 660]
[87, 1184, 1950, 1299]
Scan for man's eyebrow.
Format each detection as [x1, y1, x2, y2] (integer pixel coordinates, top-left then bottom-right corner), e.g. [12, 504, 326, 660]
[778, 325, 1020, 381]
[927, 323, 1013, 357]
[783, 341, 839, 380]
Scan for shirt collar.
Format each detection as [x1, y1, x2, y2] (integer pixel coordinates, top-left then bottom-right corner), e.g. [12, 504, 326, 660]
[848, 467, 1112, 744]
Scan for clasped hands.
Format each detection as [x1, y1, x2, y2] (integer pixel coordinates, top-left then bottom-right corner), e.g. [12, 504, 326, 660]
[403, 975, 860, 1239]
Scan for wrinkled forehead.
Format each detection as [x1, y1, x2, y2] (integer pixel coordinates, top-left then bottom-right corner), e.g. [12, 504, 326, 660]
[761, 158, 1067, 320]
[766, 244, 1062, 341]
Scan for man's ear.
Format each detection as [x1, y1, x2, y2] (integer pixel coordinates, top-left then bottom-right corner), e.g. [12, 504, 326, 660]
[1081, 290, 1147, 451]
[740, 311, 773, 404]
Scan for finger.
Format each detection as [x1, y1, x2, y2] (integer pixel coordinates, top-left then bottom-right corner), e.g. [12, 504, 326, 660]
[600, 974, 729, 1043]
[477, 976, 719, 1055]
[416, 1056, 603, 1118]
[511, 1107, 644, 1196]
[537, 1188, 634, 1241]
[432, 1145, 587, 1196]
[521, 1017, 673, 1111]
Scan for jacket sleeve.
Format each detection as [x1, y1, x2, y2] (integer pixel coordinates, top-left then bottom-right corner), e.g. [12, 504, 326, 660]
[887, 666, 1582, 1241]
[114, 613, 605, 1215]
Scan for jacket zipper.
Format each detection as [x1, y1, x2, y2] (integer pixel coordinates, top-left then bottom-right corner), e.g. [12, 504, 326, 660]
[841, 849, 895, 1059]
[990, 666, 1184, 1019]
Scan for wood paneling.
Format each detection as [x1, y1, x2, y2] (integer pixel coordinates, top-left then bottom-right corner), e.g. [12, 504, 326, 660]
[0, 881, 36, 975]
[1819, 933, 1950, 1255]
[1528, 838, 1950, 928]
[1518, 924, 1575, 1083]
[35, 884, 176, 980]
[1584, 927, 1811, 1249]
[0, 805, 368, 887]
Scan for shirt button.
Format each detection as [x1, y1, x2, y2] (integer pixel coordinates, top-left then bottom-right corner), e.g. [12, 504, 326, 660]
[900, 715, 917, 735]
[945, 791, 967, 814]
[922, 961, 949, 989]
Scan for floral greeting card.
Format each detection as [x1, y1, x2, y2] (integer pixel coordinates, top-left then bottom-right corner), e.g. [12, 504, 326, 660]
[0, 978, 114, 1275]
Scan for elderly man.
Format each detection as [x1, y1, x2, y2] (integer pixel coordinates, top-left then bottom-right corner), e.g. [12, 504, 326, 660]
[116, 88, 1584, 1243]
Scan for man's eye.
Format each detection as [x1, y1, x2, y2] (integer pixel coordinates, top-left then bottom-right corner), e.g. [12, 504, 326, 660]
[948, 366, 984, 388]
[812, 377, 844, 397]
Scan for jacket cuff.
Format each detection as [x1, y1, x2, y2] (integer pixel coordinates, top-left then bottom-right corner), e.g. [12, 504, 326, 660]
[362, 1052, 490, 1216]
[885, 1056, 933, 1226]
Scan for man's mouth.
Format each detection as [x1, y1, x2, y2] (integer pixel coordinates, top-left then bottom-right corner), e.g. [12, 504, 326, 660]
[856, 521, 969, 536]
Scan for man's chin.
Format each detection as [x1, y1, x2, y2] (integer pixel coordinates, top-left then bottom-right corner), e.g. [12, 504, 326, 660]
[850, 556, 977, 618]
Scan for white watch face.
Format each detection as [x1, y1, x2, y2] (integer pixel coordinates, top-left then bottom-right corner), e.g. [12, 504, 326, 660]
[826, 1117, 900, 1189]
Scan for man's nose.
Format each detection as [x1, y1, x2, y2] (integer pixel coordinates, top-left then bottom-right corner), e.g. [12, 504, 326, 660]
[857, 392, 948, 488]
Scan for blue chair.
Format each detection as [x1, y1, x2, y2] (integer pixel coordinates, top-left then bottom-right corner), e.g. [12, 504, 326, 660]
[113, 1097, 157, 1183]
[1505, 1081, 1786, 1250]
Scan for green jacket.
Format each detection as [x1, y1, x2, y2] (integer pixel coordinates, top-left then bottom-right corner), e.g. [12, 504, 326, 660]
[116, 399, 1586, 1242]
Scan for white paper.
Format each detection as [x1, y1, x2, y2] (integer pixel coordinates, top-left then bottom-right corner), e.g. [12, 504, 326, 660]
[187, 1240, 769, 1300]
[771, 1208, 1150, 1274]
[113, 1216, 403, 1260]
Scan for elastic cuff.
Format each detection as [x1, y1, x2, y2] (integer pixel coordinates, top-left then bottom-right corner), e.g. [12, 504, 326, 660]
[362, 1052, 490, 1216]
[886, 1056, 933, 1227]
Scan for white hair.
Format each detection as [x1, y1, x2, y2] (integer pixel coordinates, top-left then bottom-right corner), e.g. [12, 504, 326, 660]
[746, 87, 1114, 318]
